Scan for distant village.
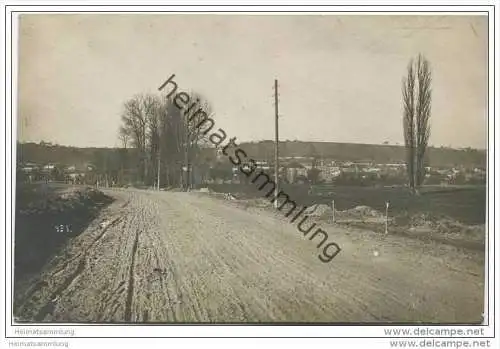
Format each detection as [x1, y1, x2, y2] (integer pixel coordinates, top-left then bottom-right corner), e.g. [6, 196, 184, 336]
[18, 148, 486, 188]
[208, 148, 486, 187]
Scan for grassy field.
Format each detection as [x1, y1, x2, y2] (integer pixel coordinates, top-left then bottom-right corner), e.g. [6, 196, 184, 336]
[207, 184, 486, 225]
[304, 185, 486, 225]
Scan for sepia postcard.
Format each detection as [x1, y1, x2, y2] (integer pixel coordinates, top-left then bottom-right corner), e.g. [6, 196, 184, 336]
[2, 2, 498, 347]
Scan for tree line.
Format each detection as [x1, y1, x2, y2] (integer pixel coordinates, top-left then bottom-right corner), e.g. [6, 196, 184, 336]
[118, 91, 213, 189]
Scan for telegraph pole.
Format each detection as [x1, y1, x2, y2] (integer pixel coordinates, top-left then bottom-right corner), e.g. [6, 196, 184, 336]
[184, 122, 189, 191]
[157, 148, 161, 191]
[274, 79, 279, 209]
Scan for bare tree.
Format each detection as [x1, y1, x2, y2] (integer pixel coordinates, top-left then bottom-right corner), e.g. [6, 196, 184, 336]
[184, 92, 214, 189]
[402, 54, 432, 194]
[157, 92, 213, 190]
[402, 58, 416, 193]
[146, 95, 162, 187]
[117, 126, 130, 185]
[158, 95, 187, 188]
[120, 93, 158, 184]
[415, 55, 432, 188]
[118, 126, 130, 149]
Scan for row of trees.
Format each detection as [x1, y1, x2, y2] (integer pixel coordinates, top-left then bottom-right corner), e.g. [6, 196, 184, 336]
[118, 92, 212, 189]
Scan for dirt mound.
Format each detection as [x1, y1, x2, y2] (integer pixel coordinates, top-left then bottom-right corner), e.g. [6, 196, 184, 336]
[337, 205, 384, 220]
[388, 211, 486, 249]
[349, 205, 383, 217]
[408, 214, 485, 244]
[18, 187, 109, 215]
[305, 204, 333, 219]
[406, 213, 442, 226]
[211, 192, 238, 200]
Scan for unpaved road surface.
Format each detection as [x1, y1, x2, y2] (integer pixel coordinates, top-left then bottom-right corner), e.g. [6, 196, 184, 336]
[15, 189, 484, 323]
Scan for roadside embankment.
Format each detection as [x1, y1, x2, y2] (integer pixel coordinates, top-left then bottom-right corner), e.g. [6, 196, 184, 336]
[15, 185, 114, 294]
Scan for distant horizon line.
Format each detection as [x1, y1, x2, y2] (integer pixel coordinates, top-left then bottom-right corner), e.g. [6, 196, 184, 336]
[16, 139, 487, 151]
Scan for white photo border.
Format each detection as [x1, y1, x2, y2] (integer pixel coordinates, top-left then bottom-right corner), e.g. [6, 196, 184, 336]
[2, 1, 498, 341]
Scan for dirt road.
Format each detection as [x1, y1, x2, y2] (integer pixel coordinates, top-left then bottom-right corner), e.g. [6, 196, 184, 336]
[14, 189, 485, 323]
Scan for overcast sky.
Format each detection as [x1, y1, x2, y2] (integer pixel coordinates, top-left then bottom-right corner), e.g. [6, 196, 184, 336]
[17, 14, 488, 148]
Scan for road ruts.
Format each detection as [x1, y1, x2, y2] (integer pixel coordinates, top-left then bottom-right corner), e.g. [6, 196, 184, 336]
[15, 189, 485, 323]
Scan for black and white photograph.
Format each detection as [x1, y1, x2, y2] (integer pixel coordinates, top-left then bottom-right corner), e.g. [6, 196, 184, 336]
[2, 1, 498, 348]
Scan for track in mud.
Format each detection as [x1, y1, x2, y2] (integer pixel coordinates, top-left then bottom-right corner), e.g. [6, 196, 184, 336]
[14, 189, 485, 323]
[124, 228, 139, 321]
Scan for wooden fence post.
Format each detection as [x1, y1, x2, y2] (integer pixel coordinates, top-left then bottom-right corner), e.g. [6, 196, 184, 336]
[332, 199, 335, 223]
[385, 201, 389, 234]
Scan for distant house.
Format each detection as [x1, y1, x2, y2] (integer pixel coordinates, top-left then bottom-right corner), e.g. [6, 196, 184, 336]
[255, 160, 270, 171]
[318, 165, 341, 182]
[363, 167, 381, 174]
[64, 165, 77, 173]
[67, 172, 86, 183]
[42, 163, 56, 173]
[285, 162, 305, 183]
[354, 161, 374, 167]
[20, 162, 38, 173]
[316, 159, 335, 167]
[341, 164, 358, 173]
